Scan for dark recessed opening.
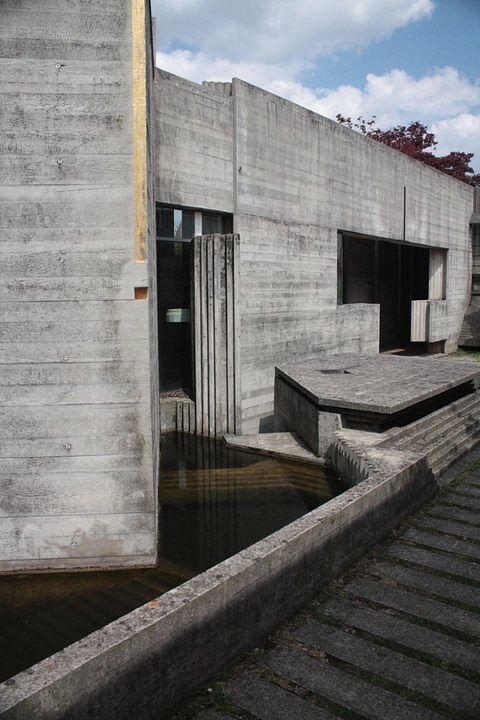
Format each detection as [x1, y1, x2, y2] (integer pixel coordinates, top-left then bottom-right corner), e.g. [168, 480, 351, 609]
[318, 369, 351, 375]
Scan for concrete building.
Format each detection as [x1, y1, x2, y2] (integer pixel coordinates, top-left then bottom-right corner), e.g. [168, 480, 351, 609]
[155, 71, 474, 436]
[1, 2, 478, 574]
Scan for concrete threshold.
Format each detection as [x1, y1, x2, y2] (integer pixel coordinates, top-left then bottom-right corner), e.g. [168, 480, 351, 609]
[0, 445, 436, 720]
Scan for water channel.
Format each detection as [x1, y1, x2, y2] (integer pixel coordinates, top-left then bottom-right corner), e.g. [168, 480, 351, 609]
[0, 433, 345, 682]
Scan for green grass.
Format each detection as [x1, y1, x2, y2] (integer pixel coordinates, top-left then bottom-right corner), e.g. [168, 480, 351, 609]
[451, 349, 480, 362]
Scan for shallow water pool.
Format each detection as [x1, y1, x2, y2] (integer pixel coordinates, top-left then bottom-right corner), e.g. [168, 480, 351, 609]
[0, 433, 344, 682]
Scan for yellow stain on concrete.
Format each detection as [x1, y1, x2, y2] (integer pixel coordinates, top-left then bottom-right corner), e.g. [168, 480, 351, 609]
[132, 0, 148, 262]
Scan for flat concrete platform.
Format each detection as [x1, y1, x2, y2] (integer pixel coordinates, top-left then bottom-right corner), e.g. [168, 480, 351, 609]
[224, 432, 327, 465]
[276, 354, 480, 415]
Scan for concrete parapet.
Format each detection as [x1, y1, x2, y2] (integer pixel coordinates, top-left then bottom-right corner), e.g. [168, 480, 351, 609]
[0, 444, 436, 719]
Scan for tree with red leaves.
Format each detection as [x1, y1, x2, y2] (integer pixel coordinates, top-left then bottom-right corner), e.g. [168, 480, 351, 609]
[336, 114, 480, 186]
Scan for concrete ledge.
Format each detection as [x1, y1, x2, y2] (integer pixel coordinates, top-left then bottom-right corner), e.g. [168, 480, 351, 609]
[223, 432, 327, 465]
[0, 450, 436, 720]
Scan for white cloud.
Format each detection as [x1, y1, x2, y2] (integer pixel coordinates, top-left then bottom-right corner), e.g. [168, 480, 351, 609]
[152, 0, 480, 169]
[152, 0, 433, 64]
[311, 67, 480, 125]
[156, 53, 480, 126]
[155, 49, 299, 89]
[432, 114, 480, 167]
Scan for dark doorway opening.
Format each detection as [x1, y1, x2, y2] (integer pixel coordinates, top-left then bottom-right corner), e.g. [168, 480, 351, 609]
[156, 205, 233, 397]
[339, 234, 432, 351]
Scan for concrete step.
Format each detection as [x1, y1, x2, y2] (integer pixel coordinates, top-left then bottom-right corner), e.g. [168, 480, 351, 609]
[430, 439, 478, 476]
[321, 595, 480, 673]
[390, 394, 480, 451]
[385, 391, 480, 446]
[415, 516, 480, 544]
[425, 504, 480, 527]
[345, 576, 480, 637]
[431, 440, 479, 478]
[431, 432, 480, 475]
[369, 560, 480, 609]
[265, 645, 444, 720]
[293, 618, 480, 714]
[426, 417, 480, 462]
[386, 393, 480, 445]
[402, 527, 480, 560]
[393, 416, 480, 470]
[386, 542, 480, 583]
[394, 409, 480, 452]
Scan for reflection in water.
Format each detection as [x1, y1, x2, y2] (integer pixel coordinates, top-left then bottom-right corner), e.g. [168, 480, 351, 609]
[158, 433, 344, 573]
[0, 433, 344, 682]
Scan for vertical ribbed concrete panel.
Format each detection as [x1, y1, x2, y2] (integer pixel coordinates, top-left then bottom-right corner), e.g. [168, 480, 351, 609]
[429, 250, 446, 300]
[192, 234, 241, 437]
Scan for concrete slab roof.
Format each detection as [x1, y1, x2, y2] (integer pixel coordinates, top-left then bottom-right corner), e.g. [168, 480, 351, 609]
[276, 354, 480, 414]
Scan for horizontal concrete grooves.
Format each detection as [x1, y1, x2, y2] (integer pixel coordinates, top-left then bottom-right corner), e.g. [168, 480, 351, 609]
[425, 503, 480, 526]
[442, 491, 480, 511]
[264, 646, 445, 720]
[416, 515, 480, 542]
[344, 577, 480, 639]
[453, 485, 480, 498]
[382, 389, 480, 476]
[367, 561, 480, 609]
[0, 448, 435, 719]
[385, 542, 480, 582]
[321, 596, 480, 674]
[293, 619, 480, 714]
[186, 467, 480, 720]
[226, 676, 336, 720]
[402, 527, 480, 560]
[383, 390, 480, 446]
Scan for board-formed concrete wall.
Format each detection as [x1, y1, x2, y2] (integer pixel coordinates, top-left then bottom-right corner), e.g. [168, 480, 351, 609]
[155, 73, 473, 433]
[154, 71, 234, 213]
[0, 1, 158, 572]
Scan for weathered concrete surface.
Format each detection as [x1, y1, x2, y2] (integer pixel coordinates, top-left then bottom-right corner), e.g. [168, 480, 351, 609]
[276, 354, 480, 415]
[379, 386, 480, 477]
[185, 453, 480, 720]
[224, 432, 327, 465]
[274, 354, 480, 457]
[0, 1, 158, 571]
[192, 235, 241, 437]
[155, 72, 473, 433]
[460, 291, 480, 347]
[0, 445, 434, 718]
[154, 71, 233, 213]
[459, 190, 480, 346]
[274, 373, 343, 455]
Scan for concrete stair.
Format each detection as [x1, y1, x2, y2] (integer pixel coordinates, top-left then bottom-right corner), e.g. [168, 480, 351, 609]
[382, 390, 480, 476]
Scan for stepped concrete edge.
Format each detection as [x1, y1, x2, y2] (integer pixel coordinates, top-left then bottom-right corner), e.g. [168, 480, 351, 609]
[0, 444, 435, 719]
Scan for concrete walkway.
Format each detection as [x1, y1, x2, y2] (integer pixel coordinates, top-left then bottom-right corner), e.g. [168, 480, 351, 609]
[174, 452, 480, 720]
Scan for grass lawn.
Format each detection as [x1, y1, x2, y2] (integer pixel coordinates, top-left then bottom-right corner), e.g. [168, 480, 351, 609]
[451, 348, 480, 362]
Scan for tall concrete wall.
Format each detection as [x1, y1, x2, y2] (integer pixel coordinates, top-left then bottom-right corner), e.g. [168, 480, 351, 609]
[154, 71, 233, 213]
[154, 73, 473, 433]
[0, 1, 158, 572]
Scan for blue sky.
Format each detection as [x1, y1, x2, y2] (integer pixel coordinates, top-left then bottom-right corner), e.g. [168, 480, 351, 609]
[151, 0, 480, 171]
